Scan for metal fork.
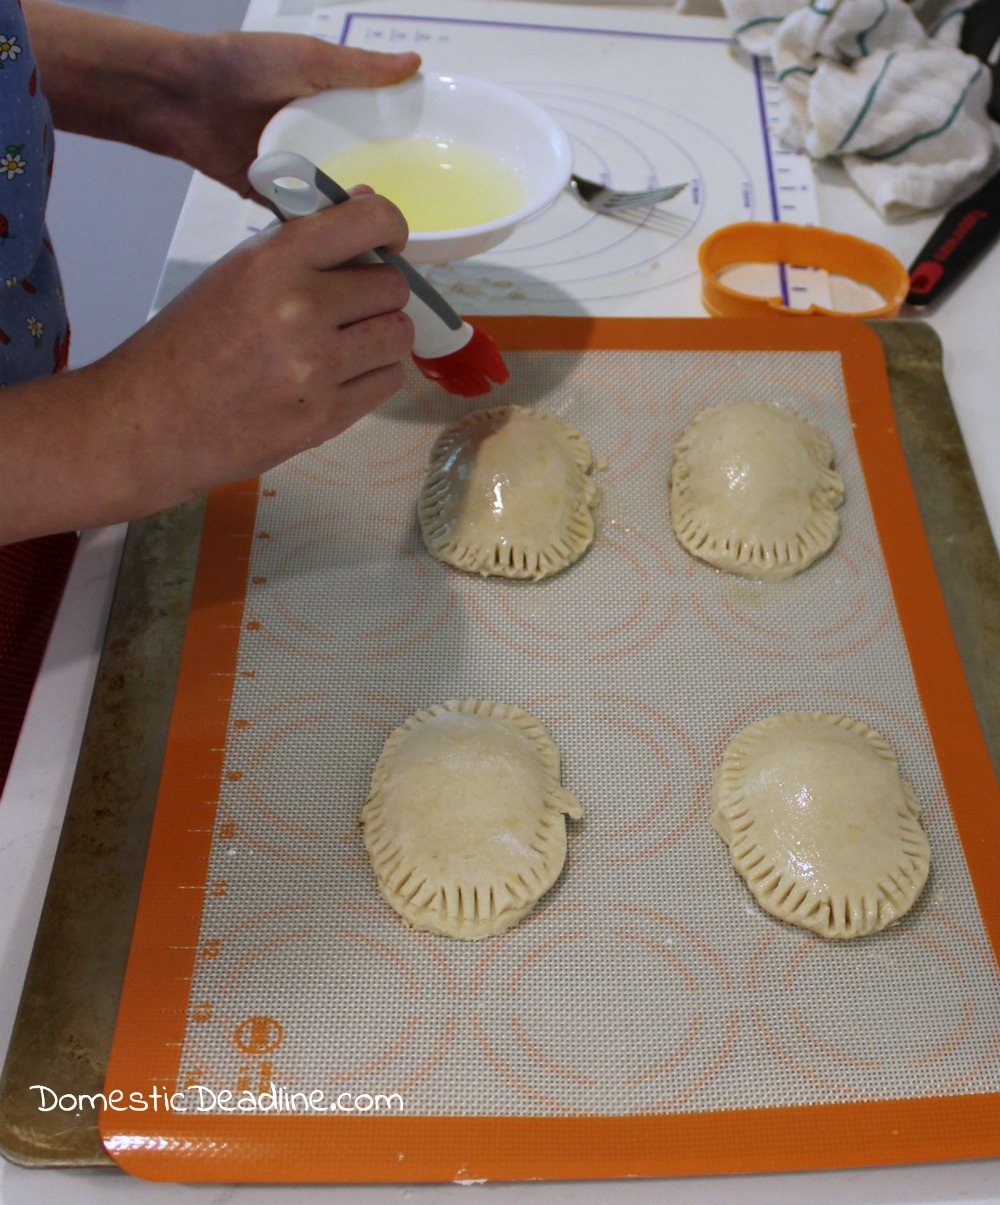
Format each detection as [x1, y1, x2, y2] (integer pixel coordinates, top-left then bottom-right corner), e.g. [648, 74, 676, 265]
[570, 173, 688, 213]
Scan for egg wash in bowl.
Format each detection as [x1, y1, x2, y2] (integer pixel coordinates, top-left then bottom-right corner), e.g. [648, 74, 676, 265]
[320, 137, 528, 233]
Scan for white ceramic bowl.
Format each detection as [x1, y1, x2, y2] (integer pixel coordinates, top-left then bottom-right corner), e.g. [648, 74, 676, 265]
[256, 72, 572, 264]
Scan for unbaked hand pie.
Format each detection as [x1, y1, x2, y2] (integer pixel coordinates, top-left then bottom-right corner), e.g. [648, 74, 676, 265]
[670, 400, 845, 580]
[418, 405, 599, 580]
[710, 712, 931, 939]
[361, 699, 583, 940]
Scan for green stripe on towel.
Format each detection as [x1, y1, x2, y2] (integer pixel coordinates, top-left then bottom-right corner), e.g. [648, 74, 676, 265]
[927, 5, 974, 39]
[857, 0, 888, 56]
[734, 14, 786, 35]
[857, 64, 985, 160]
[835, 51, 897, 153]
[777, 64, 817, 82]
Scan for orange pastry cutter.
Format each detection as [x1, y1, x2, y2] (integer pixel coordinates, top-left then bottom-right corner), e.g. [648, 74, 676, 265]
[699, 221, 909, 319]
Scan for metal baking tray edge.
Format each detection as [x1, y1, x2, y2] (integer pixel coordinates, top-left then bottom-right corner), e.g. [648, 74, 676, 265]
[0, 498, 205, 1168]
[1, 319, 998, 1169]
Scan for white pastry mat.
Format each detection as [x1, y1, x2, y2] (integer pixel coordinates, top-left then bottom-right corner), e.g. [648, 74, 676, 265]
[163, 2, 828, 324]
[233, 0, 827, 319]
[102, 319, 1000, 1183]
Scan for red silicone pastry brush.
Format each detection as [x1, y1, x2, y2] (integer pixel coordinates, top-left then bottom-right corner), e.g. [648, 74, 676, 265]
[248, 151, 509, 398]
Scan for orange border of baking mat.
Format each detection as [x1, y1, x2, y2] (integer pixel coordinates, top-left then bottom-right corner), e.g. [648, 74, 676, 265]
[101, 317, 1000, 1182]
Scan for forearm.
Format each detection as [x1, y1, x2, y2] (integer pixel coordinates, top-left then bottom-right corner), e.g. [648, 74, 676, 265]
[0, 363, 185, 544]
[22, 0, 207, 160]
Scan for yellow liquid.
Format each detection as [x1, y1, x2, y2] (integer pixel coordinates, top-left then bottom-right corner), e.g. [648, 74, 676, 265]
[319, 136, 526, 232]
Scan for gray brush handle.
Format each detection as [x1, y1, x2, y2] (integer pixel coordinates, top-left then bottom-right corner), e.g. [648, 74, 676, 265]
[248, 151, 471, 356]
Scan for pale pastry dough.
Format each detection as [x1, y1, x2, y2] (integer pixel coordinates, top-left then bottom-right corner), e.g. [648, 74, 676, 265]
[418, 405, 599, 580]
[710, 712, 931, 939]
[670, 400, 845, 580]
[361, 700, 583, 940]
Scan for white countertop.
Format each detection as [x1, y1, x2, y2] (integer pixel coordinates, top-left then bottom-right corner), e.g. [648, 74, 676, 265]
[2, 1, 999, 1200]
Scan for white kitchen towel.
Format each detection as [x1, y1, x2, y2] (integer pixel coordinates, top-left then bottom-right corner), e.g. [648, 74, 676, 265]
[720, 0, 995, 216]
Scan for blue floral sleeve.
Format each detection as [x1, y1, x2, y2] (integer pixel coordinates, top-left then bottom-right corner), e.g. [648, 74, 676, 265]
[0, 0, 70, 384]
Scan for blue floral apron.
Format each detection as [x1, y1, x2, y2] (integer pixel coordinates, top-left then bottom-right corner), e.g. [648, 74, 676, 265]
[0, 0, 76, 794]
[0, 0, 69, 381]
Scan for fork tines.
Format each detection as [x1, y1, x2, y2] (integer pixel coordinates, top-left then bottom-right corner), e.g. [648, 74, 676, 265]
[571, 173, 689, 210]
[571, 174, 688, 212]
[602, 183, 687, 209]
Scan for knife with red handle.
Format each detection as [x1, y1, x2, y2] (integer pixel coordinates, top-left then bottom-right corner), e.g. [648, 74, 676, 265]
[906, 167, 1000, 307]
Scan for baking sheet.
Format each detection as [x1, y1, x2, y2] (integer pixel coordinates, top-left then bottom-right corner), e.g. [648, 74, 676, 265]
[96, 319, 1000, 1182]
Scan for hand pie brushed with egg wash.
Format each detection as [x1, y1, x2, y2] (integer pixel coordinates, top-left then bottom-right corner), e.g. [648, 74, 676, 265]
[670, 400, 845, 580]
[361, 700, 582, 940]
[710, 712, 931, 939]
[418, 405, 599, 580]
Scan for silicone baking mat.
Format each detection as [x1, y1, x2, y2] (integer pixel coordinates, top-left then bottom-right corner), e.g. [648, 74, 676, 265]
[101, 318, 1000, 1182]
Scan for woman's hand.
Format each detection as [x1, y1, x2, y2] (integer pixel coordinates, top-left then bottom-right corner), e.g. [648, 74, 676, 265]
[178, 34, 421, 196]
[0, 193, 414, 544]
[97, 191, 415, 507]
[23, 2, 420, 195]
